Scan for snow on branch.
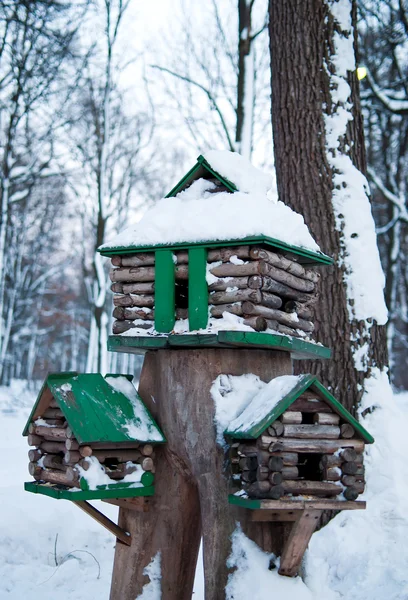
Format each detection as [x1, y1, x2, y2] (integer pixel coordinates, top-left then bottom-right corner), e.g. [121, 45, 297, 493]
[366, 70, 408, 116]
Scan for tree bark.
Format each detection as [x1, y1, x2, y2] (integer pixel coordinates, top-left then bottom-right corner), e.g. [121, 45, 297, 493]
[268, 0, 388, 412]
[109, 349, 292, 600]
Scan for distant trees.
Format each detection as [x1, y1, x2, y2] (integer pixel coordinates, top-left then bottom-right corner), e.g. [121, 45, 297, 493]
[358, 0, 408, 387]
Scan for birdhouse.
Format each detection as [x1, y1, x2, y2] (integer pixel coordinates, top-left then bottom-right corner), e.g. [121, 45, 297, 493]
[23, 372, 165, 502]
[99, 151, 333, 359]
[226, 374, 373, 505]
[225, 373, 374, 576]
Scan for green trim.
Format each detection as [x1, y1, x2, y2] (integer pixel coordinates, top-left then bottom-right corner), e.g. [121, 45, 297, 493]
[224, 374, 374, 443]
[229, 494, 261, 509]
[154, 250, 175, 333]
[24, 481, 154, 501]
[99, 235, 333, 266]
[188, 247, 208, 330]
[107, 332, 331, 359]
[165, 155, 237, 198]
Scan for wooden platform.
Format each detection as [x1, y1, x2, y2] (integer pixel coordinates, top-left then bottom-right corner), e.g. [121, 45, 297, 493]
[229, 494, 366, 511]
[108, 331, 331, 360]
[24, 481, 155, 501]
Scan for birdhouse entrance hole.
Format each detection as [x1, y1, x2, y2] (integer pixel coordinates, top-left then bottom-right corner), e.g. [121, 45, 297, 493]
[175, 280, 189, 310]
[297, 453, 321, 481]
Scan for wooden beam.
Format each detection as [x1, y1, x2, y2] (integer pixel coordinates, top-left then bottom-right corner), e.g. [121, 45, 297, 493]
[73, 501, 131, 546]
[102, 497, 150, 512]
[251, 509, 298, 522]
[279, 509, 322, 577]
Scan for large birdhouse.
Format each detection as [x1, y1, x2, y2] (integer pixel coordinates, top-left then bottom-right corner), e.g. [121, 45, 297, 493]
[99, 151, 333, 359]
[23, 373, 165, 502]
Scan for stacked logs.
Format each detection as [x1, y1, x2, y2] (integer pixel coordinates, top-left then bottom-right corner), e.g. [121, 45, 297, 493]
[208, 246, 318, 337]
[230, 393, 366, 501]
[27, 400, 156, 489]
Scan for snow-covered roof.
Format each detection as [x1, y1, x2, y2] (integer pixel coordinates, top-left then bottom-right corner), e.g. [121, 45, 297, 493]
[99, 151, 326, 259]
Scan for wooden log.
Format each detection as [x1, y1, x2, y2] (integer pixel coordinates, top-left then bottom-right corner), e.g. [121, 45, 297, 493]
[248, 275, 263, 290]
[262, 436, 365, 454]
[113, 307, 154, 321]
[283, 300, 313, 320]
[208, 276, 251, 292]
[37, 468, 77, 487]
[27, 434, 42, 446]
[110, 266, 155, 283]
[28, 449, 43, 461]
[66, 466, 79, 483]
[209, 289, 262, 305]
[141, 457, 154, 472]
[209, 261, 261, 278]
[41, 454, 65, 470]
[79, 445, 93, 458]
[210, 303, 243, 318]
[40, 441, 66, 454]
[343, 487, 359, 501]
[290, 398, 332, 413]
[111, 282, 124, 293]
[41, 418, 66, 427]
[281, 411, 302, 424]
[257, 450, 272, 465]
[323, 466, 341, 481]
[239, 456, 258, 471]
[91, 449, 143, 463]
[271, 323, 304, 338]
[106, 463, 139, 480]
[340, 448, 358, 462]
[283, 480, 341, 496]
[282, 424, 340, 439]
[281, 466, 299, 479]
[243, 316, 267, 331]
[249, 247, 319, 282]
[320, 454, 341, 468]
[65, 438, 79, 450]
[207, 246, 251, 262]
[112, 320, 153, 334]
[268, 472, 283, 485]
[43, 408, 64, 419]
[242, 302, 313, 332]
[353, 481, 365, 494]
[341, 475, 356, 486]
[268, 456, 284, 471]
[341, 462, 358, 475]
[270, 452, 299, 466]
[267, 421, 284, 436]
[256, 466, 270, 481]
[28, 462, 42, 478]
[237, 443, 258, 456]
[340, 424, 355, 439]
[355, 465, 365, 478]
[241, 470, 257, 483]
[112, 253, 155, 268]
[141, 444, 154, 456]
[261, 292, 286, 309]
[260, 276, 315, 303]
[259, 262, 316, 293]
[247, 480, 271, 496]
[121, 282, 155, 295]
[29, 424, 68, 441]
[64, 450, 82, 464]
[48, 398, 59, 409]
[278, 509, 322, 577]
[313, 412, 340, 425]
[113, 294, 155, 308]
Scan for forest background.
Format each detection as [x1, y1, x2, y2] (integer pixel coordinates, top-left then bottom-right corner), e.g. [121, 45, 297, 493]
[0, 0, 407, 389]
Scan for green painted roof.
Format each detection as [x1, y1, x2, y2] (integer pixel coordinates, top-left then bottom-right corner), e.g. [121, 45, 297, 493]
[224, 374, 374, 443]
[22, 372, 165, 444]
[165, 154, 237, 197]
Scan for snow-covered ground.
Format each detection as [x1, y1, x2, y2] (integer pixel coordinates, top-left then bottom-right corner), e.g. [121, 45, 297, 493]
[1, 380, 407, 599]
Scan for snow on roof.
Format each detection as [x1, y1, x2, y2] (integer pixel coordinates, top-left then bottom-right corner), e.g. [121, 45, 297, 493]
[226, 375, 306, 436]
[100, 151, 320, 253]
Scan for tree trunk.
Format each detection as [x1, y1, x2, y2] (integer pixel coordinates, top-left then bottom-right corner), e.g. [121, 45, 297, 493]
[109, 349, 292, 600]
[268, 0, 389, 413]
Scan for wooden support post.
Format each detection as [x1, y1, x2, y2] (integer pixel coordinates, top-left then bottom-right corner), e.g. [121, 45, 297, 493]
[188, 247, 208, 329]
[278, 509, 322, 577]
[73, 500, 131, 546]
[109, 348, 293, 600]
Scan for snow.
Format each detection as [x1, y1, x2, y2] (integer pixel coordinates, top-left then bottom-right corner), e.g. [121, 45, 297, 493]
[203, 150, 272, 195]
[100, 154, 321, 255]
[77, 457, 144, 491]
[105, 376, 165, 442]
[60, 382, 72, 392]
[226, 375, 305, 434]
[226, 526, 313, 600]
[135, 553, 162, 600]
[211, 374, 266, 446]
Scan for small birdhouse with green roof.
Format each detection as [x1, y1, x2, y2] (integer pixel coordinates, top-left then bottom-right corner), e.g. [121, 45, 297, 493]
[24, 372, 164, 506]
[226, 373, 373, 508]
[99, 151, 333, 359]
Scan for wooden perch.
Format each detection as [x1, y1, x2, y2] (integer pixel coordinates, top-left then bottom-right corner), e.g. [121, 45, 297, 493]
[279, 509, 323, 577]
[73, 501, 131, 546]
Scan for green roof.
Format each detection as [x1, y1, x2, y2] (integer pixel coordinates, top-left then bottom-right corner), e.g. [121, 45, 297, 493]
[224, 374, 374, 443]
[22, 372, 165, 444]
[165, 154, 237, 197]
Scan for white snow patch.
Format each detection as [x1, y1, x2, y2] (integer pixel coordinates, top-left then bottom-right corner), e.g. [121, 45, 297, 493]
[60, 383, 72, 392]
[227, 375, 304, 434]
[211, 374, 266, 446]
[203, 150, 273, 195]
[226, 526, 313, 600]
[77, 457, 144, 491]
[206, 261, 221, 285]
[105, 376, 164, 442]
[136, 552, 162, 600]
[229, 255, 244, 265]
